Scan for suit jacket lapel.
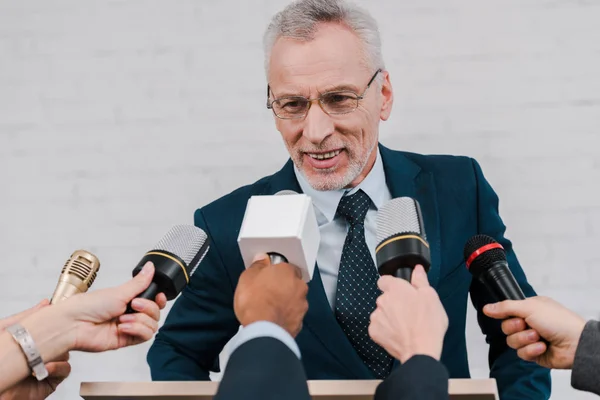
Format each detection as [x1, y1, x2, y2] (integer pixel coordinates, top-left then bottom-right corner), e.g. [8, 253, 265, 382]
[379, 144, 441, 288]
[266, 160, 374, 378]
[379, 145, 442, 369]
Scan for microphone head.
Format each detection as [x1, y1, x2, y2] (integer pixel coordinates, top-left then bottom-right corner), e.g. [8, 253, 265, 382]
[376, 197, 426, 244]
[237, 193, 320, 282]
[133, 225, 210, 300]
[463, 234, 506, 278]
[375, 197, 431, 278]
[51, 250, 101, 304]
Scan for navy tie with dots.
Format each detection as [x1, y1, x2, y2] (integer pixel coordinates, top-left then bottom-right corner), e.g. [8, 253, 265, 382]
[334, 189, 393, 379]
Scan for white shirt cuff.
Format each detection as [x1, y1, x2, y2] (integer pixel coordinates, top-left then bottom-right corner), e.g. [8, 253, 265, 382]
[230, 321, 301, 360]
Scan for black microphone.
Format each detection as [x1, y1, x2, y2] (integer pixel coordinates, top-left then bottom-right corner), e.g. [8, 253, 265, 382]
[126, 225, 210, 313]
[463, 235, 525, 301]
[375, 197, 431, 282]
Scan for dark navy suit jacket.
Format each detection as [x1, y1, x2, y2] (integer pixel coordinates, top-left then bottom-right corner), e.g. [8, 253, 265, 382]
[147, 144, 551, 399]
[215, 336, 449, 400]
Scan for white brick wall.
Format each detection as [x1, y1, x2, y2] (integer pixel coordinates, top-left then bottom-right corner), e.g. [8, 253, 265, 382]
[1, 1, 599, 399]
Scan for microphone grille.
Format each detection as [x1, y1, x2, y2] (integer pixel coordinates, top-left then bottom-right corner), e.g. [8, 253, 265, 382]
[62, 250, 101, 288]
[275, 190, 298, 195]
[376, 197, 425, 244]
[153, 225, 209, 271]
[463, 234, 507, 274]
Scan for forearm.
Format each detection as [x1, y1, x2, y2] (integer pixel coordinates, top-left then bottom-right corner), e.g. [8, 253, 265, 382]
[571, 320, 600, 396]
[375, 355, 448, 400]
[0, 307, 75, 393]
[0, 333, 33, 393]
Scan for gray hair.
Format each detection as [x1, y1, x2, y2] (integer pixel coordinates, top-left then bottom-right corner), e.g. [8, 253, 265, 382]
[263, 0, 385, 80]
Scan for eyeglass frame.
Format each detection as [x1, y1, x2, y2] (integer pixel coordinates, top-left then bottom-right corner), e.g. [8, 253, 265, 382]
[266, 68, 382, 119]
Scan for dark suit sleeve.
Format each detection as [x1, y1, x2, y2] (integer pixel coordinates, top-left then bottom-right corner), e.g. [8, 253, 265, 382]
[571, 320, 600, 395]
[375, 355, 449, 400]
[215, 337, 311, 400]
[468, 159, 552, 399]
[146, 209, 241, 380]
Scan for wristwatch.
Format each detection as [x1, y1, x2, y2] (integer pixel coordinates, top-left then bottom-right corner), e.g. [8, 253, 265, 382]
[6, 323, 49, 381]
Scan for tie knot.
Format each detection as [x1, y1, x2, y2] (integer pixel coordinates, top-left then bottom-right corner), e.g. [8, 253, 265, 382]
[337, 189, 372, 226]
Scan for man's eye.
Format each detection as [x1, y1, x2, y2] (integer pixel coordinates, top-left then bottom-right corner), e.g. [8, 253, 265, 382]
[323, 93, 355, 104]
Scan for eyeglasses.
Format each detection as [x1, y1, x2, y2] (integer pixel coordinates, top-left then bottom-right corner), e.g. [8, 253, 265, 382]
[266, 69, 382, 120]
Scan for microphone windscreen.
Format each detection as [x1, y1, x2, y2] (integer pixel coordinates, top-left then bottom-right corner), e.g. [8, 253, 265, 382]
[376, 197, 426, 244]
[153, 225, 209, 278]
[463, 234, 506, 277]
[237, 193, 320, 282]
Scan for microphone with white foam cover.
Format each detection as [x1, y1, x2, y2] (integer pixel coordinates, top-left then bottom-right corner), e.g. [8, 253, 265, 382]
[237, 190, 320, 282]
[375, 197, 431, 282]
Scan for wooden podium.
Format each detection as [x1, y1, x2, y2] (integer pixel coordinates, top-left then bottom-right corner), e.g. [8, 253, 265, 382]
[80, 379, 499, 400]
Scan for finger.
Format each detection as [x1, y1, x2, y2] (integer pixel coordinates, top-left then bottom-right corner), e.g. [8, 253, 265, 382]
[501, 318, 527, 335]
[154, 293, 168, 310]
[51, 352, 70, 362]
[516, 342, 547, 362]
[483, 299, 534, 320]
[46, 361, 72, 379]
[290, 264, 302, 279]
[506, 329, 540, 350]
[251, 253, 271, 267]
[118, 262, 156, 301]
[377, 275, 401, 292]
[119, 313, 159, 334]
[411, 265, 430, 289]
[0, 299, 50, 330]
[118, 322, 156, 343]
[129, 298, 161, 322]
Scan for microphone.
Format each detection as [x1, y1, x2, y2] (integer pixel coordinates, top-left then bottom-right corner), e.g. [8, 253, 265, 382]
[375, 197, 431, 282]
[463, 235, 525, 301]
[237, 190, 320, 282]
[50, 250, 101, 304]
[126, 225, 210, 313]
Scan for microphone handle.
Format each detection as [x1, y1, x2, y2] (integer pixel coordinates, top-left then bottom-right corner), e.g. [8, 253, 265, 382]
[268, 252, 288, 265]
[479, 262, 525, 301]
[125, 281, 159, 314]
[479, 262, 550, 345]
[394, 267, 413, 282]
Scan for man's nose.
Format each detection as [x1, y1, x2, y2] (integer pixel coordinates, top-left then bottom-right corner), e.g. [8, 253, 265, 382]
[303, 103, 335, 145]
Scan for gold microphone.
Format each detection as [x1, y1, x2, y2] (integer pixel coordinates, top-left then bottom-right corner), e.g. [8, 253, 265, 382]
[50, 250, 101, 304]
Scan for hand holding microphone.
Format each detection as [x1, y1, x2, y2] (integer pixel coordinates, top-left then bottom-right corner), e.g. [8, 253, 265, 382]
[369, 265, 448, 363]
[0, 262, 167, 396]
[234, 253, 309, 338]
[464, 235, 558, 364]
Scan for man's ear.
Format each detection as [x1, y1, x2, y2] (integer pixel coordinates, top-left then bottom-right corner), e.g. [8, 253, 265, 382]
[379, 71, 394, 121]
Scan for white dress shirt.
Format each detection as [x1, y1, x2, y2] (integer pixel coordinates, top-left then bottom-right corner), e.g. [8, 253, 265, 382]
[294, 148, 392, 310]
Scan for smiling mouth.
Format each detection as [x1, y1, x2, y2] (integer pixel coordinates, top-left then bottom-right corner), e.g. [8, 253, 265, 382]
[306, 149, 342, 160]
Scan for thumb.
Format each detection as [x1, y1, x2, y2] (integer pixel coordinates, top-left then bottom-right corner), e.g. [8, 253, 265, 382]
[119, 262, 155, 300]
[411, 265, 430, 289]
[483, 299, 532, 320]
[377, 275, 398, 292]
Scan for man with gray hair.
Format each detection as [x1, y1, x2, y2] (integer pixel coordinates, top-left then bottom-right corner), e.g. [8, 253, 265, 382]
[147, 1, 551, 399]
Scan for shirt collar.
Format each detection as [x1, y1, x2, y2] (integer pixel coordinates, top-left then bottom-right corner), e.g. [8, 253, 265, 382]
[294, 147, 387, 224]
